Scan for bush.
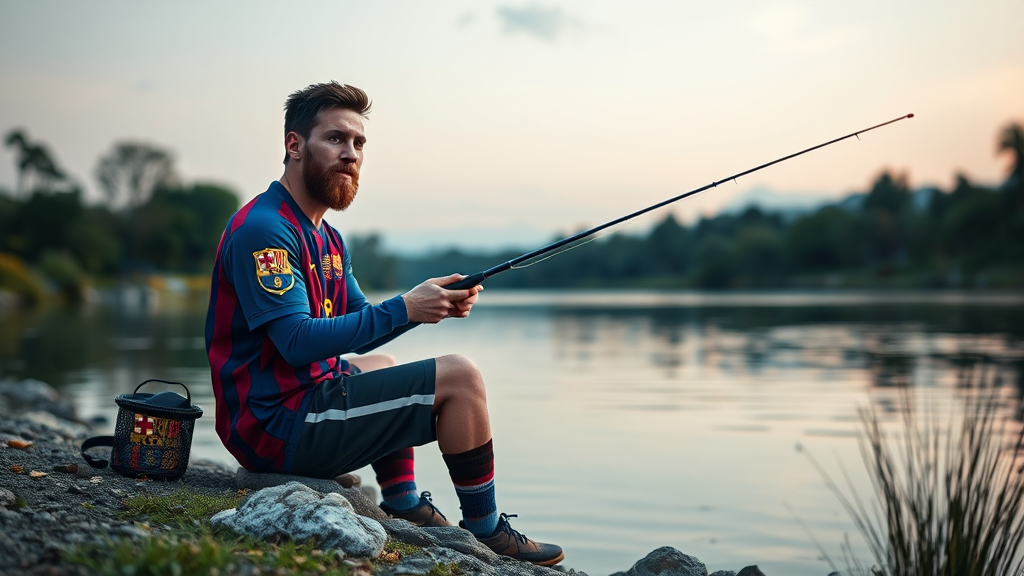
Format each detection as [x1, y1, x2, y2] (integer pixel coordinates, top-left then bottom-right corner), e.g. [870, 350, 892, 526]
[0, 252, 45, 306]
[39, 250, 87, 303]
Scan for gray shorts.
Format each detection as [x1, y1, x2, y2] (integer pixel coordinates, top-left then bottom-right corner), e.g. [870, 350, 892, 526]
[290, 359, 437, 478]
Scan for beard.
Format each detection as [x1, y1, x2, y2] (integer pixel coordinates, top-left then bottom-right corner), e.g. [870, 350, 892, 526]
[303, 153, 359, 211]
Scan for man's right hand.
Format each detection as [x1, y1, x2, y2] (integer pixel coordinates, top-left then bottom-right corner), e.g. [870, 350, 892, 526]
[402, 274, 482, 324]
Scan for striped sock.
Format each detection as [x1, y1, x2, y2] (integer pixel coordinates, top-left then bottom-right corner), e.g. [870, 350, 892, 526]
[372, 448, 420, 511]
[443, 439, 497, 537]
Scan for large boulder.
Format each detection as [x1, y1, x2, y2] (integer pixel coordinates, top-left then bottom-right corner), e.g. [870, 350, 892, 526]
[611, 546, 708, 576]
[211, 481, 386, 558]
[235, 467, 386, 520]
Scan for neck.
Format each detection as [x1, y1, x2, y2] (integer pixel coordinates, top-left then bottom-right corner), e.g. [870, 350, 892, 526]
[279, 167, 327, 229]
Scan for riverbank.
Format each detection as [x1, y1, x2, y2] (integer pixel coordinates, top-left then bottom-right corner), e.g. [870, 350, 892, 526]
[0, 378, 820, 576]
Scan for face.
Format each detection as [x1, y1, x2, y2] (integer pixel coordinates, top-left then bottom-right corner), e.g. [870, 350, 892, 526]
[297, 107, 366, 211]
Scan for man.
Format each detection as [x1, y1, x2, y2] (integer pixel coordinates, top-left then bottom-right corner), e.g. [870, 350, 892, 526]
[205, 81, 563, 566]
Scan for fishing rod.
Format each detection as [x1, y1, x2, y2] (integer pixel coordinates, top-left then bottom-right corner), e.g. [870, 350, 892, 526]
[444, 113, 914, 291]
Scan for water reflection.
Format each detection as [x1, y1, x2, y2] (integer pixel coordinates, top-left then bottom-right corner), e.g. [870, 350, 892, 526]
[0, 290, 1022, 575]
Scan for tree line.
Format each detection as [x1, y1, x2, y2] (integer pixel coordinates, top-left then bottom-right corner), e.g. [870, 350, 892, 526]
[1, 130, 238, 302]
[386, 122, 1024, 291]
[1, 122, 1021, 303]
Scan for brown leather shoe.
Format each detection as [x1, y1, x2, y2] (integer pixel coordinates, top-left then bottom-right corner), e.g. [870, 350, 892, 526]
[466, 513, 564, 566]
[379, 491, 452, 527]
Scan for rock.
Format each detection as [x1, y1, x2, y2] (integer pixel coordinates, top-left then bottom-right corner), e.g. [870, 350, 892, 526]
[381, 518, 438, 547]
[0, 379, 77, 421]
[377, 551, 438, 575]
[0, 488, 16, 508]
[21, 411, 90, 440]
[424, 545, 497, 574]
[736, 567, 766, 576]
[614, 546, 708, 576]
[422, 526, 500, 563]
[710, 572, 737, 576]
[235, 467, 387, 520]
[211, 481, 387, 558]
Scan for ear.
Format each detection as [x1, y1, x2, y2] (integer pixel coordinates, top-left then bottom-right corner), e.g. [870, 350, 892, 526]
[285, 131, 304, 162]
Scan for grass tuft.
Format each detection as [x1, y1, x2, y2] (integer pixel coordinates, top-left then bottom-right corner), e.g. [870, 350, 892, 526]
[64, 531, 236, 576]
[120, 484, 243, 525]
[379, 538, 422, 564]
[65, 527, 355, 576]
[807, 363, 1024, 576]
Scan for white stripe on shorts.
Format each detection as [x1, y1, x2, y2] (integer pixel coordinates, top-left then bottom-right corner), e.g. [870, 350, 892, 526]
[304, 394, 435, 424]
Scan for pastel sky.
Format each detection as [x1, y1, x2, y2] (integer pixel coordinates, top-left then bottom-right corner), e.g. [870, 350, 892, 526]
[2, 1, 1022, 252]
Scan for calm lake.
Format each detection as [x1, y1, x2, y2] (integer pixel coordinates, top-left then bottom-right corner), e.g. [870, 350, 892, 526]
[2, 289, 1023, 575]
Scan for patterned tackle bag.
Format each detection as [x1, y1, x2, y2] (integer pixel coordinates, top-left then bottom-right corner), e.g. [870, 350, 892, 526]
[80, 379, 203, 480]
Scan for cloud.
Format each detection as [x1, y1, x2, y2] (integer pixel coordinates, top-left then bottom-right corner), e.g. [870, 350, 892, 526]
[496, 3, 581, 42]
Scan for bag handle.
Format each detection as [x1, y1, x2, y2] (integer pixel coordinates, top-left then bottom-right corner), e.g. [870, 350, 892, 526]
[80, 435, 115, 468]
[134, 379, 191, 405]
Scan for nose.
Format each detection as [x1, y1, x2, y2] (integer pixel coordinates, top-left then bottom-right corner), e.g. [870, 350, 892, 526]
[339, 140, 359, 162]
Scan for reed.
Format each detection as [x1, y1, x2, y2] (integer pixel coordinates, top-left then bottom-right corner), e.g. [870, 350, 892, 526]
[806, 365, 1024, 576]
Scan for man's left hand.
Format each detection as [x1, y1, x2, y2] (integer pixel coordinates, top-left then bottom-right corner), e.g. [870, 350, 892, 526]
[448, 284, 483, 318]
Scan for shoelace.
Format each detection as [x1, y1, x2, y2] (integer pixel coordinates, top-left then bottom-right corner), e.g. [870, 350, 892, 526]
[497, 513, 529, 544]
[420, 491, 448, 520]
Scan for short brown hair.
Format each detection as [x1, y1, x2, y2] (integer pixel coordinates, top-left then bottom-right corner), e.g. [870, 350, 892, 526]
[283, 82, 371, 164]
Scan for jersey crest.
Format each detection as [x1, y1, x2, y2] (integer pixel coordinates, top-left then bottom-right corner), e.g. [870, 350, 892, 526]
[253, 248, 295, 294]
[321, 254, 333, 279]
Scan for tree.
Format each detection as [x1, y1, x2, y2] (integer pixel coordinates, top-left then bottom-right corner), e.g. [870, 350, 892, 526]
[94, 142, 178, 210]
[998, 122, 1024, 211]
[4, 128, 66, 196]
[863, 171, 912, 271]
[132, 183, 239, 273]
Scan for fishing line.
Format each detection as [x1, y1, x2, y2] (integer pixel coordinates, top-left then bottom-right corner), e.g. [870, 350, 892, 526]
[445, 113, 915, 290]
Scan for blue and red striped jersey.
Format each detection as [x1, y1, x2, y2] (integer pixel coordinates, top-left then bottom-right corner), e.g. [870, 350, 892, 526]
[204, 181, 407, 472]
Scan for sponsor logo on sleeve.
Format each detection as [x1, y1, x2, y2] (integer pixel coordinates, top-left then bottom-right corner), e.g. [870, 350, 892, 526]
[253, 248, 295, 295]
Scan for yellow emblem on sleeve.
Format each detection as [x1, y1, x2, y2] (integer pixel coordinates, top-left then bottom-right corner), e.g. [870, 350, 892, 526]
[253, 248, 295, 295]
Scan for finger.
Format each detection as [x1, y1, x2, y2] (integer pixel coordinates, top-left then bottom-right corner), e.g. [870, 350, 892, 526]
[427, 273, 465, 286]
[441, 288, 471, 301]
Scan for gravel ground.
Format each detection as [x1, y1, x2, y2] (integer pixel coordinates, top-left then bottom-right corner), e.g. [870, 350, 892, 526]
[0, 399, 237, 576]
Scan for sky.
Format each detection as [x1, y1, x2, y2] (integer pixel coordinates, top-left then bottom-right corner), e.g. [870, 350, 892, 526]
[1, 0, 1022, 253]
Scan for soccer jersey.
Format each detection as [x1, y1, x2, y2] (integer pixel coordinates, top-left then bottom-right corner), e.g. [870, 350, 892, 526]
[205, 181, 409, 472]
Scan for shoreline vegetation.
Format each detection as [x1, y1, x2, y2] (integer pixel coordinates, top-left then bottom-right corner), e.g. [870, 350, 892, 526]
[801, 363, 1024, 576]
[1, 122, 1023, 306]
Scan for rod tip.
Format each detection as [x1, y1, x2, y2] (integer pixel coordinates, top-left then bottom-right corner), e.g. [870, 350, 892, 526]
[907, 113, 915, 118]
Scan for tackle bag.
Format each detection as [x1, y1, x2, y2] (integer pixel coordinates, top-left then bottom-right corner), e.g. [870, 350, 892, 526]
[80, 379, 203, 480]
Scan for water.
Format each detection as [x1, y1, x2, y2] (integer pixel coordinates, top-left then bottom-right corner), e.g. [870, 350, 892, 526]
[2, 290, 1023, 575]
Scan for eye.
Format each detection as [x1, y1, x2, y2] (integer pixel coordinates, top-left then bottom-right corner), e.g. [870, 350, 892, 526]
[328, 135, 341, 143]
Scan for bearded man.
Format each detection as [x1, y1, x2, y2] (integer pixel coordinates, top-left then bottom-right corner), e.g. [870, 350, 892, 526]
[204, 82, 563, 566]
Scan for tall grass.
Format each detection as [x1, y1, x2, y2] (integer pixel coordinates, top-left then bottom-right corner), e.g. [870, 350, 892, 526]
[807, 364, 1024, 576]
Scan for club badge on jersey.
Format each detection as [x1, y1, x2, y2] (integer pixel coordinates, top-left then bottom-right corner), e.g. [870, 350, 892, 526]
[253, 248, 294, 295]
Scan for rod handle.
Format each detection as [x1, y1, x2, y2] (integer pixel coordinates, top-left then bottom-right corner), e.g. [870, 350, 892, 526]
[443, 272, 486, 290]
